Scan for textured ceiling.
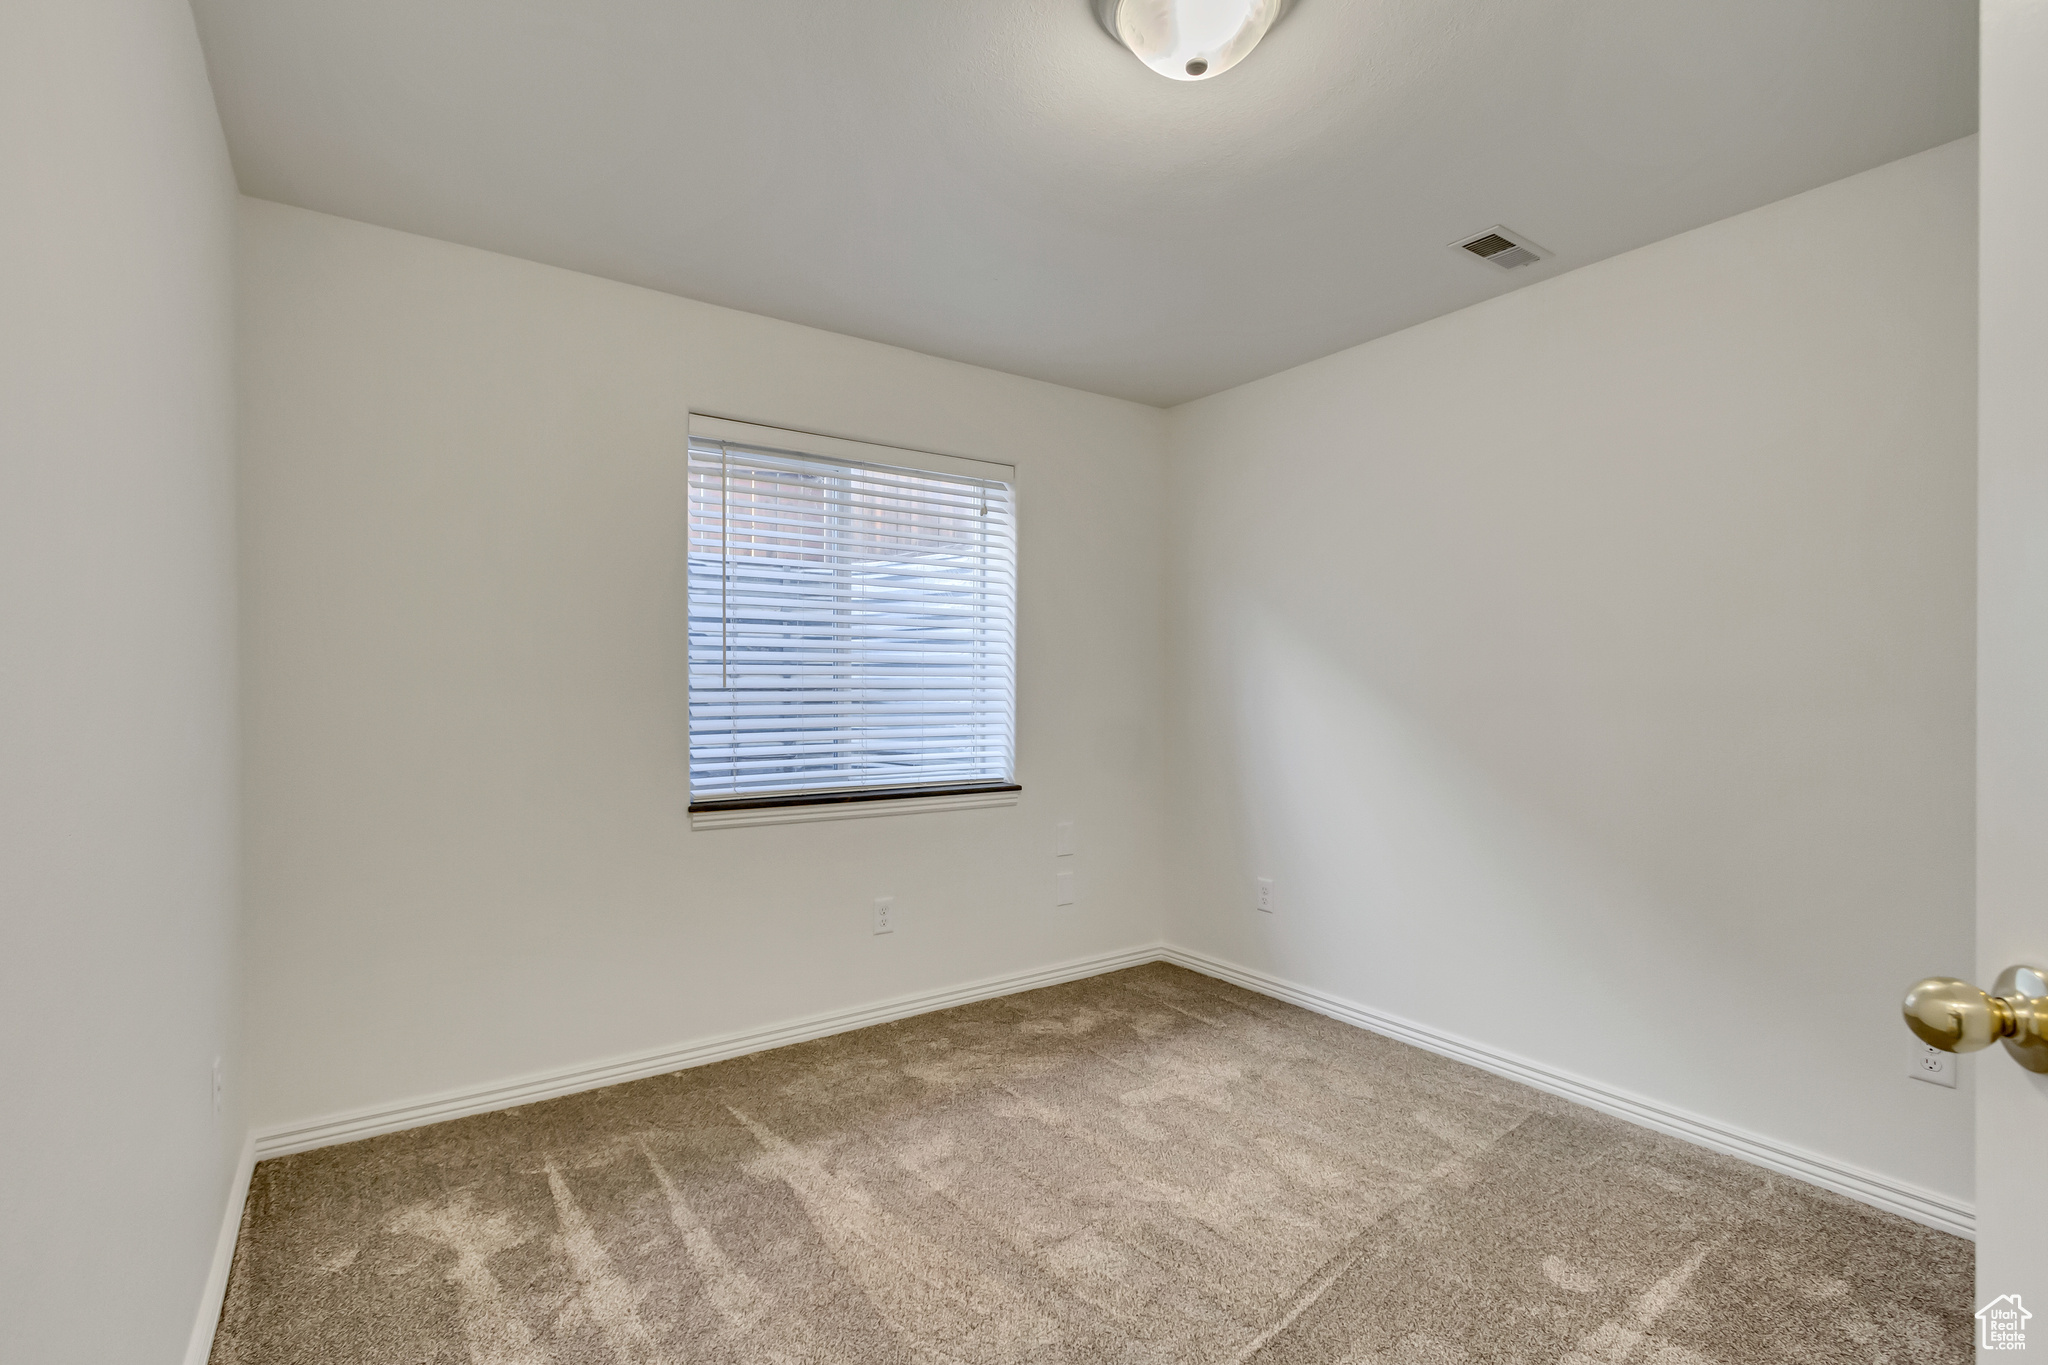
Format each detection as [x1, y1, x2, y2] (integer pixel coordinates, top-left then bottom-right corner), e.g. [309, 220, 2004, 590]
[191, 0, 1977, 406]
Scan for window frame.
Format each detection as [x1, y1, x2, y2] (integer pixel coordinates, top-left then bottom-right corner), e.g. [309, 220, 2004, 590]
[683, 415, 1020, 826]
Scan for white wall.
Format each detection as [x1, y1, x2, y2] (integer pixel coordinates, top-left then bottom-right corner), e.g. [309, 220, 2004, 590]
[237, 199, 1169, 1130]
[1165, 139, 1977, 1207]
[0, 2, 243, 1362]
[1977, 0, 2048, 1319]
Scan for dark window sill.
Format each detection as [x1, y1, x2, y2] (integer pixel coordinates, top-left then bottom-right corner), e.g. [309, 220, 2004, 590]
[689, 782, 1022, 815]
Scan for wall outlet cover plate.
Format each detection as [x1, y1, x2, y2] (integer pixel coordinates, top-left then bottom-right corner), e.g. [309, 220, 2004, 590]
[1909, 1042, 1956, 1088]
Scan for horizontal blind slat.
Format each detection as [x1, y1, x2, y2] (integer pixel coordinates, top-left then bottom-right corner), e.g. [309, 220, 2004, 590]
[689, 454, 1012, 498]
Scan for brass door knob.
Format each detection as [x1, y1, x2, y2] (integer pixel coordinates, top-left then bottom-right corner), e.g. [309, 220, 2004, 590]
[1902, 965, 2048, 1073]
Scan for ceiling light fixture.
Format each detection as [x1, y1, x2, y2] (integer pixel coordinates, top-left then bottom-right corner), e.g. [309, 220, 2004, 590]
[1095, 0, 1290, 81]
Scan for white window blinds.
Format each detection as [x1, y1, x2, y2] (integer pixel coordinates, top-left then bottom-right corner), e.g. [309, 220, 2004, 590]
[686, 420, 1017, 805]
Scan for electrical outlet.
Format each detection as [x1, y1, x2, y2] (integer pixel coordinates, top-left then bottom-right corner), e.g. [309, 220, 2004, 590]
[1055, 871, 1076, 907]
[873, 897, 895, 935]
[1054, 821, 1076, 858]
[1256, 878, 1275, 914]
[1909, 1042, 1956, 1088]
[211, 1056, 223, 1116]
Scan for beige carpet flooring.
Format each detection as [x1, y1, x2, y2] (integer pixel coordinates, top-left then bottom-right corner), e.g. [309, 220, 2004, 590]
[210, 964, 1971, 1363]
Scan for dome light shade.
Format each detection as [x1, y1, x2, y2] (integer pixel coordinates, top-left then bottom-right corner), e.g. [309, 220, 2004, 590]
[1096, 0, 1289, 81]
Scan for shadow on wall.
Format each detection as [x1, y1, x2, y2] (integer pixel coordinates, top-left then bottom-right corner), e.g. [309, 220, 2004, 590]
[1199, 591, 1969, 1153]
[1225, 613, 1684, 1060]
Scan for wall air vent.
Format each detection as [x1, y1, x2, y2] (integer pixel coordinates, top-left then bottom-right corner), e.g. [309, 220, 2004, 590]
[1453, 226, 1549, 270]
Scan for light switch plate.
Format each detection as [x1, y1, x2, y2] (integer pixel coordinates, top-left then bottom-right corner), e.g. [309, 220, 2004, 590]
[1054, 821, 1076, 858]
[1055, 871, 1076, 906]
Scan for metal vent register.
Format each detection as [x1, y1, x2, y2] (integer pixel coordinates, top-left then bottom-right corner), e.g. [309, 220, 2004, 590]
[1455, 226, 1547, 270]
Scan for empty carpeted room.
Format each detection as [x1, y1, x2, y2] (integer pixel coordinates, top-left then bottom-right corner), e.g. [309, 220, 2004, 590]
[8, 1, 2048, 1362]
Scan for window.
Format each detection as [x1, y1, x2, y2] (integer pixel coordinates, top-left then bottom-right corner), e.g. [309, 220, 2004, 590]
[686, 417, 1018, 813]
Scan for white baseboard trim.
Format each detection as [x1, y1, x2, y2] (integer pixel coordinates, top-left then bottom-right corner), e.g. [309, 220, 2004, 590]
[1158, 945, 1974, 1240]
[183, 1130, 256, 1365]
[251, 942, 1165, 1160]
